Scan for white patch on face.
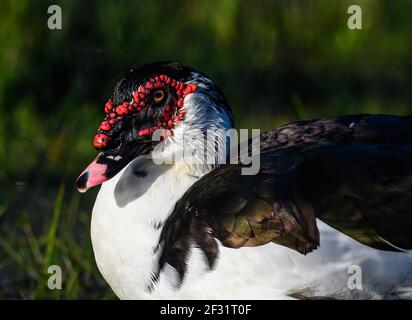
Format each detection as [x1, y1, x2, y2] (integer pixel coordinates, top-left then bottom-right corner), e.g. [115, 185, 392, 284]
[107, 155, 122, 161]
[151, 90, 233, 176]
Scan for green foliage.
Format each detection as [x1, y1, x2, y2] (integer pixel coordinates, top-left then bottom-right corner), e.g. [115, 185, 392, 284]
[1, 0, 412, 299]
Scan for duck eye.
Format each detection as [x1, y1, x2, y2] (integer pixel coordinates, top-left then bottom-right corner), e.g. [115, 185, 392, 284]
[153, 90, 165, 103]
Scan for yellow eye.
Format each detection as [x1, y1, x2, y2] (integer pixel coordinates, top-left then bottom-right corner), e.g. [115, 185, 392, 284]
[153, 90, 165, 103]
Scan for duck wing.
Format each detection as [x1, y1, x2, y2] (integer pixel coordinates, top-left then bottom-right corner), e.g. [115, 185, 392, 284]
[156, 115, 412, 283]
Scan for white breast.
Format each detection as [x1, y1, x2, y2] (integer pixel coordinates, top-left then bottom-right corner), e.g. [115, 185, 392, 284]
[90, 157, 198, 299]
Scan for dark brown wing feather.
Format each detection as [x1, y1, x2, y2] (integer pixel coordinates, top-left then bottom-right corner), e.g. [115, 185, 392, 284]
[156, 114, 412, 284]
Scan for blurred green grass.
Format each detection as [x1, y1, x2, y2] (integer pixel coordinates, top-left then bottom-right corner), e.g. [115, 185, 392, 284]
[1, 0, 412, 299]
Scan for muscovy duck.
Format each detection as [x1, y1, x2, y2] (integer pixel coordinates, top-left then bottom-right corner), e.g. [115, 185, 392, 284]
[76, 62, 412, 299]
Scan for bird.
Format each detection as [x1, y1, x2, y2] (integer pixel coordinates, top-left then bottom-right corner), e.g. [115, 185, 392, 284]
[76, 61, 412, 300]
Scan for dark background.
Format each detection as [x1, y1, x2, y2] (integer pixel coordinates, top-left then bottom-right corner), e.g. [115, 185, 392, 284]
[1, 0, 412, 299]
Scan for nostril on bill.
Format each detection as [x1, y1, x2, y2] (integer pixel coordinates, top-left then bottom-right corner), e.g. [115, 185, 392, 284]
[76, 171, 89, 192]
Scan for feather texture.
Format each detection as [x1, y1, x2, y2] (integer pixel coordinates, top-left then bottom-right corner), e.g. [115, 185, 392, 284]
[157, 115, 412, 283]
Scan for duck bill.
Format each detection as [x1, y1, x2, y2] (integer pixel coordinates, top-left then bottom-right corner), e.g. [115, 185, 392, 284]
[76, 142, 152, 193]
[76, 156, 109, 193]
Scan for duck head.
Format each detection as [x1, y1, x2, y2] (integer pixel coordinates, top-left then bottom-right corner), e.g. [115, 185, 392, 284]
[76, 62, 233, 192]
